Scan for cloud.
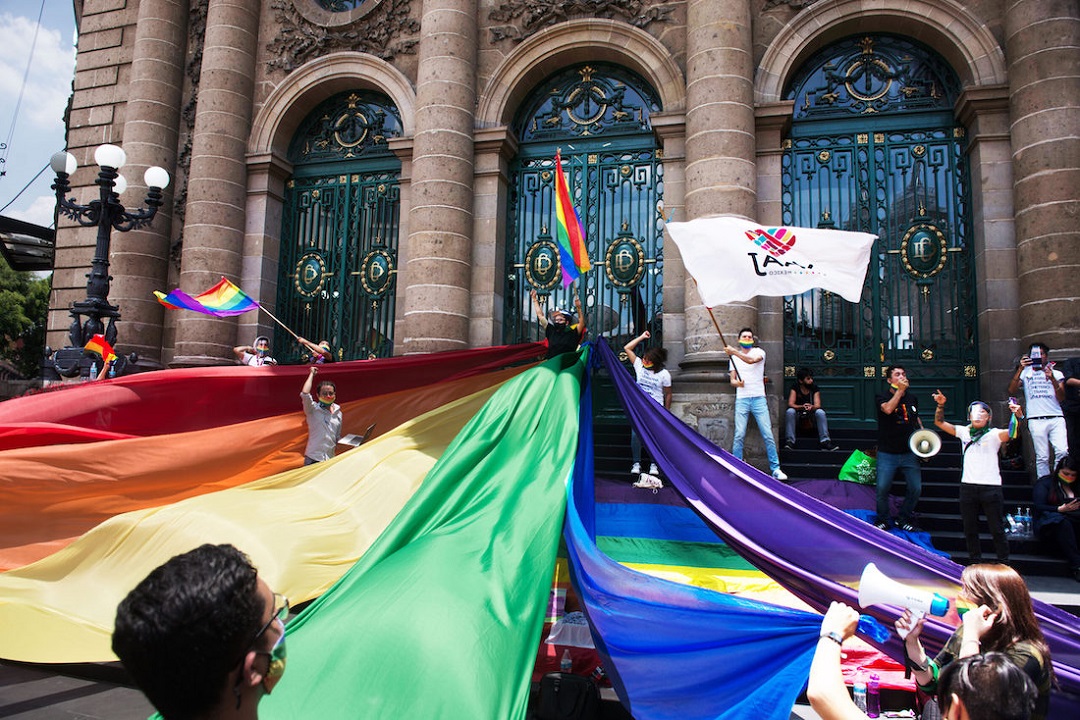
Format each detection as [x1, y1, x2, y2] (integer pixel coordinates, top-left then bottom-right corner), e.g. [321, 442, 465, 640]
[0, 12, 74, 130]
[7, 194, 57, 228]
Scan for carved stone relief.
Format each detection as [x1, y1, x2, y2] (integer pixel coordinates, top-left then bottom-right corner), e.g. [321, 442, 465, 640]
[488, 0, 675, 43]
[266, 0, 419, 72]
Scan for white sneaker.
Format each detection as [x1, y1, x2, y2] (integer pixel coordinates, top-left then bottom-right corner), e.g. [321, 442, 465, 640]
[630, 462, 641, 475]
[772, 468, 788, 481]
[648, 463, 659, 476]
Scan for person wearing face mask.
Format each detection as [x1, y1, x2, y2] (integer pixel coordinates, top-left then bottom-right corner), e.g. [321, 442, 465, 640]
[725, 327, 786, 481]
[113, 544, 288, 720]
[301, 366, 342, 465]
[875, 365, 923, 531]
[297, 336, 334, 364]
[1007, 342, 1066, 478]
[897, 563, 1053, 720]
[932, 391, 1024, 564]
[234, 336, 278, 367]
[1033, 454, 1080, 582]
[530, 289, 586, 359]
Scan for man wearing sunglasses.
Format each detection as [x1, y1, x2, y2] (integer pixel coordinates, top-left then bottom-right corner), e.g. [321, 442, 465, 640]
[301, 365, 343, 465]
[113, 543, 288, 720]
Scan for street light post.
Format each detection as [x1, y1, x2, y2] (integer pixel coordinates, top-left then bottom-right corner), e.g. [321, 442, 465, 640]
[46, 144, 170, 379]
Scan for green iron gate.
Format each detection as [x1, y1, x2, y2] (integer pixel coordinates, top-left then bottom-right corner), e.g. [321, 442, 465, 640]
[782, 36, 977, 425]
[504, 64, 665, 352]
[276, 91, 402, 362]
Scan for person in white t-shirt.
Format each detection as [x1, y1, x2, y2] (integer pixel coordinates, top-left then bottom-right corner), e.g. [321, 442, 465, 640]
[1008, 343, 1066, 478]
[932, 390, 1024, 563]
[725, 328, 786, 481]
[623, 330, 672, 477]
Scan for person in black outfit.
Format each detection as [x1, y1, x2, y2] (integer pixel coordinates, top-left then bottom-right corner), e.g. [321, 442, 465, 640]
[531, 289, 586, 359]
[875, 365, 923, 531]
[1033, 454, 1080, 582]
[783, 367, 839, 451]
[1059, 357, 1080, 458]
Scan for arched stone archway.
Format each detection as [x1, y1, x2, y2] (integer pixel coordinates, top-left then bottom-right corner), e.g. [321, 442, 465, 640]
[755, 0, 1007, 104]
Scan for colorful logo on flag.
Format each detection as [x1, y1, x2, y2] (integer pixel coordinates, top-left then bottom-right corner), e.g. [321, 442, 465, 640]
[745, 227, 797, 257]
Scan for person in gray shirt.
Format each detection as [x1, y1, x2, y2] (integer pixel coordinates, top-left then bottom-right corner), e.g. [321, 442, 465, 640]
[301, 365, 342, 465]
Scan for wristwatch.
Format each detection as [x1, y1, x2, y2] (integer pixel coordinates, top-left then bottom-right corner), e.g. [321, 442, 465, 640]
[820, 631, 844, 646]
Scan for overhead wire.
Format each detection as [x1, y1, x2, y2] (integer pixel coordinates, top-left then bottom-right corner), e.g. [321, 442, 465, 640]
[0, 0, 49, 210]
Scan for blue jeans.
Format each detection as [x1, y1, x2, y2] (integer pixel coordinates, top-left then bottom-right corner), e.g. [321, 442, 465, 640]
[784, 408, 831, 444]
[876, 450, 922, 525]
[733, 396, 780, 473]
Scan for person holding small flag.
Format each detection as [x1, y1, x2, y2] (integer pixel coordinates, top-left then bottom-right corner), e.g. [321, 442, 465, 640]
[931, 390, 1024, 564]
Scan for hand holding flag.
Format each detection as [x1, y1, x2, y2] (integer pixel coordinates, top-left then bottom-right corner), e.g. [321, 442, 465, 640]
[84, 334, 117, 363]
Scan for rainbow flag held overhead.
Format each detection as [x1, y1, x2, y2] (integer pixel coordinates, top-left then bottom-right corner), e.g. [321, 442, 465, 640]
[83, 334, 117, 363]
[154, 276, 260, 317]
[554, 149, 591, 287]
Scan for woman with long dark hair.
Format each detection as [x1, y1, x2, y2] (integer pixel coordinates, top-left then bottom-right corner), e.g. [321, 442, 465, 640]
[1033, 454, 1080, 582]
[897, 563, 1053, 720]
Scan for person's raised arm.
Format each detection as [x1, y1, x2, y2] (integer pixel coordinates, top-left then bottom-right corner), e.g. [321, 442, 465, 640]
[1007, 357, 1029, 396]
[896, 610, 934, 687]
[624, 331, 648, 365]
[574, 293, 586, 339]
[233, 345, 251, 362]
[808, 602, 866, 720]
[931, 390, 956, 436]
[298, 336, 331, 361]
[302, 366, 317, 396]
[530, 289, 549, 330]
[880, 377, 907, 416]
[996, 399, 1023, 442]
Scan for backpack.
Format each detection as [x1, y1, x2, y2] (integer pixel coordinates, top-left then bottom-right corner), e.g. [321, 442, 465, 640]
[536, 672, 601, 720]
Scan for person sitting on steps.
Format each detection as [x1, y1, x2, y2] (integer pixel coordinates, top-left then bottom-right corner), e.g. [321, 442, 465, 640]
[784, 367, 839, 451]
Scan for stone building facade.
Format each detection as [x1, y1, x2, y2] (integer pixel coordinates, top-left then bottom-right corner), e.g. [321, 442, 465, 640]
[52, 0, 1078, 450]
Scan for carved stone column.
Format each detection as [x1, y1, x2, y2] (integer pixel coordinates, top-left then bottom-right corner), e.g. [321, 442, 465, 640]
[680, 0, 758, 381]
[109, 0, 188, 369]
[677, 0, 761, 456]
[1005, 0, 1080, 356]
[171, 0, 261, 367]
[398, 0, 479, 354]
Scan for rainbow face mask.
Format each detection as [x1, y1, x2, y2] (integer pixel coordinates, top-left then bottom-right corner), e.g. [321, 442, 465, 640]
[738, 340, 754, 349]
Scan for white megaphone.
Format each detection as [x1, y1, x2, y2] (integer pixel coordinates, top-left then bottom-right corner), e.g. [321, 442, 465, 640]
[909, 428, 942, 458]
[858, 563, 949, 617]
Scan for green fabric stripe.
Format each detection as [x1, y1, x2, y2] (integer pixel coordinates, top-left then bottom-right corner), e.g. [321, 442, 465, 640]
[597, 535, 759, 571]
[261, 352, 586, 720]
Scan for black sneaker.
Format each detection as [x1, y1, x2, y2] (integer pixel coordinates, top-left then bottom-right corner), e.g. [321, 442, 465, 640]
[898, 521, 919, 533]
[783, 440, 796, 450]
[874, 520, 889, 531]
[821, 440, 840, 451]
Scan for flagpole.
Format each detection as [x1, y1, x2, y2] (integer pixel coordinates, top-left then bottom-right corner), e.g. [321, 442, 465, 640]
[693, 279, 740, 381]
[257, 304, 302, 342]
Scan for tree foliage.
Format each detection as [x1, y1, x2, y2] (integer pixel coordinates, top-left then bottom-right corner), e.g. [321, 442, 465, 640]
[0, 257, 51, 378]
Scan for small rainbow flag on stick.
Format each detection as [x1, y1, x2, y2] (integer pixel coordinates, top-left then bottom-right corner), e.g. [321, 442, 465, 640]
[155, 277, 260, 317]
[83, 334, 117, 363]
[553, 149, 590, 287]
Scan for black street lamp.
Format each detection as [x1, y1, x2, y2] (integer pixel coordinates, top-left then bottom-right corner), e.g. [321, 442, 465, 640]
[45, 144, 170, 379]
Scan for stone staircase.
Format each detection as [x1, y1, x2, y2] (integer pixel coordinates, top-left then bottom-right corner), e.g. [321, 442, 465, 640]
[779, 427, 1073, 579]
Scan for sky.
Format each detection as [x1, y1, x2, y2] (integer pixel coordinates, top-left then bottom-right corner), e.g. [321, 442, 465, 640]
[0, 1, 77, 228]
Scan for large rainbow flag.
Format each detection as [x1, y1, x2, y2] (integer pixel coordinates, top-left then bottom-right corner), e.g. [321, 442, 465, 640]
[1, 341, 1078, 719]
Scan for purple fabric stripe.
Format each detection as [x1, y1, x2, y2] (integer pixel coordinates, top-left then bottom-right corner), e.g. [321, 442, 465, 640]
[596, 339, 1080, 717]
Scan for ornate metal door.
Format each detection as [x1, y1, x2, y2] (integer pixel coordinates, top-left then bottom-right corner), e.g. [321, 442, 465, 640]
[276, 91, 402, 362]
[782, 36, 977, 424]
[504, 64, 665, 351]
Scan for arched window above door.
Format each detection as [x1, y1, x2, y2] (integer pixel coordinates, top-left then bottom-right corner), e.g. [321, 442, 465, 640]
[287, 90, 402, 165]
[513, 63, 661, 142]
[785, 35, 961, 121]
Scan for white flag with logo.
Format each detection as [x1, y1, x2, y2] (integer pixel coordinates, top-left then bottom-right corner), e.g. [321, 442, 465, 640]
[665, 215, 877, 305]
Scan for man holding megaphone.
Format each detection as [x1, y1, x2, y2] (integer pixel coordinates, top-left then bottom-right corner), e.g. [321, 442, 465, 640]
[931, 390, 1024, 564]
[875, 365, 924, 531]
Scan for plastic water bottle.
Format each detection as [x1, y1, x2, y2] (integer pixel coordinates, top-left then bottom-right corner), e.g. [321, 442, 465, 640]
[108, 362, 116, 378]
[88, 361, 98, 381]
[560, 649, 572, 673]
[853, 680, 868, 712]
[866, 673, 881, 718]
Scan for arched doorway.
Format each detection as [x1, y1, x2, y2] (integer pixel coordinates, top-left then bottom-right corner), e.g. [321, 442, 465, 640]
[781, 35, 977, 425]
[503, 64, 665, 351]
[275, 90, 403, 362]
